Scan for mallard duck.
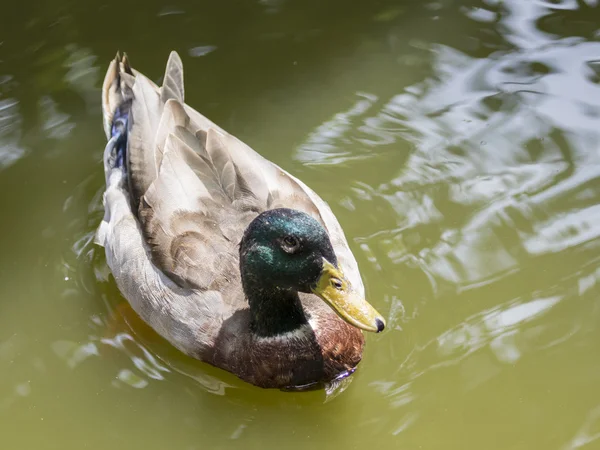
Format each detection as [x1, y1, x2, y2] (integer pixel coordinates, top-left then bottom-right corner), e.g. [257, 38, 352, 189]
[96, 51, 385, 390]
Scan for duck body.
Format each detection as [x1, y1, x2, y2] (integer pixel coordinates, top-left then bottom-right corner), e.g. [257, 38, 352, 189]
[96, 52, 383, 389]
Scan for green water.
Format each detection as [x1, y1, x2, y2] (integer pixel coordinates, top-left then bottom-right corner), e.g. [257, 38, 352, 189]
[2, 0, 600, 448]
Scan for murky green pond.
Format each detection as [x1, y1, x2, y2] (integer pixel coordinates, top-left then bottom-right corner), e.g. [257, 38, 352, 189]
[2, 0, 600, 448]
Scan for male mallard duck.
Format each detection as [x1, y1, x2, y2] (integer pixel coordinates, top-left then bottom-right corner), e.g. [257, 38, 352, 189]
[96, 51, 385, 390]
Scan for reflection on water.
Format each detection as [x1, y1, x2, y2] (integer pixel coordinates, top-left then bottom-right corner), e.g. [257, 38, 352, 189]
[296, 1, 600, 290]
[2, 0, 600, 449]
[0, 94, 24, 169]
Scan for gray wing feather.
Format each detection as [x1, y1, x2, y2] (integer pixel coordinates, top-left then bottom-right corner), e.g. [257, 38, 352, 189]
[160, 51, 185, 104]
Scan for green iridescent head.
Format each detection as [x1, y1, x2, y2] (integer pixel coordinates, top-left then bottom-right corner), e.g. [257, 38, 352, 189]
[239, 208, 385, 334]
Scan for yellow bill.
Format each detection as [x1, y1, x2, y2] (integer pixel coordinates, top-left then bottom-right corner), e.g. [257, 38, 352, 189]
[311, 259, 385, 333]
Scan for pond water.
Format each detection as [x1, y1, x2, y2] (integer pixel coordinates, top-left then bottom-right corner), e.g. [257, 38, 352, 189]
[2, 0, 600, 448]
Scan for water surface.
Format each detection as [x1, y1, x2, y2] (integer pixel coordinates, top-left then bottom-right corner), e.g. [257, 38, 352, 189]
[2, 0, 600, 448]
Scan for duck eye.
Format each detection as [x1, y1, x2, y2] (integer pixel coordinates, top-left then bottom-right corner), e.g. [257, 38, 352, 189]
[330, 278, 343, 290]
[281, 236, 300, 253]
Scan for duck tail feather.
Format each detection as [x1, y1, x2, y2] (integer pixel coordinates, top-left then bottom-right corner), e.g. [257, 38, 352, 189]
[102, 51, 135, 169]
